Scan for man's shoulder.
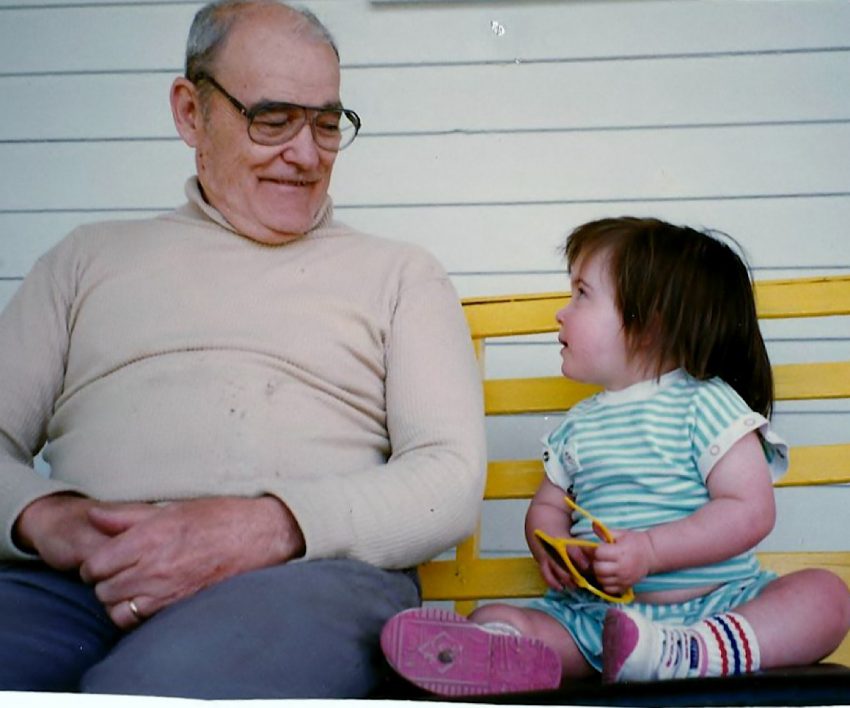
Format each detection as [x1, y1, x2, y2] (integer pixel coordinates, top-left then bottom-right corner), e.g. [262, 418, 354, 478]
[35, 208, 194, 277]
[59, 203, 215, 251]
[63, 209, 182, 242]
[322, 219, 447, 273]
[325, 219, 424, 251]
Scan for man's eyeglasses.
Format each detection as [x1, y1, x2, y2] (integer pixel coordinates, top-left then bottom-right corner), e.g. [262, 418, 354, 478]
[193, 73, 361, 151]
[534, 496, 635, 604]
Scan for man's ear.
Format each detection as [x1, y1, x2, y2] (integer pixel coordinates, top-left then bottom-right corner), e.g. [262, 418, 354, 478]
[170, 77, 203, 147]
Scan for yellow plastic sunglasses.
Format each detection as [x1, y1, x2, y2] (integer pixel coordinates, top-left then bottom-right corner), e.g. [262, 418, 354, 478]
[534, 496, 635, 604]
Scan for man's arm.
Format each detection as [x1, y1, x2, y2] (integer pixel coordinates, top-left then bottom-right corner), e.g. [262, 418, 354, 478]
[0, 247, 85, 560]
[273, 256, 487, 569]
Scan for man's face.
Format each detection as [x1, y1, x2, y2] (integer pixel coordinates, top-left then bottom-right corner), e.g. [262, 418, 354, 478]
[187, 9, 342, 244]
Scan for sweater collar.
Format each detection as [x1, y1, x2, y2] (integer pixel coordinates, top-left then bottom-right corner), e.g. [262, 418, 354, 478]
[183, 176, 335, 239]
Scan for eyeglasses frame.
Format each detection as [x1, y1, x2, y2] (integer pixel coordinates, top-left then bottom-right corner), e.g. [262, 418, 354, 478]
[192, 73, 361, 151]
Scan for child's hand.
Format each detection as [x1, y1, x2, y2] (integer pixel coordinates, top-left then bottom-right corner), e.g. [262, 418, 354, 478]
[531, 535, 594, 591]
[539, 553, 575, 591]
[592, 529, 655, 595]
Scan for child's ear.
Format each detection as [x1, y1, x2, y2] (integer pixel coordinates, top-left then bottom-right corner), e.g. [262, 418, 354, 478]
[638, 325, 660, 350]
[629, 317, 669, 371]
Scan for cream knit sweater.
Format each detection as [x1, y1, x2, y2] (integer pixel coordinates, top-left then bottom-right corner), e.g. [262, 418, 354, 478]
[0, 179, 486, 567]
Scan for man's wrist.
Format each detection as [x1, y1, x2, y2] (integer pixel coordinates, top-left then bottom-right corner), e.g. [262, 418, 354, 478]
[13, 496, 53, 552]
[12, 493, 83, 552]
[260, 495, 306, 562]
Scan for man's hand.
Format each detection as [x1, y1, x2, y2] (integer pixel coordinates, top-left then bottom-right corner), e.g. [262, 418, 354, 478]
[79, 496, 305, 629]
[13, 494, 152, 571]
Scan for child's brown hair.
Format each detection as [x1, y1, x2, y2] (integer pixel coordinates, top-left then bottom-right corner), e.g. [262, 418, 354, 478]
[563, 217, 774, 418]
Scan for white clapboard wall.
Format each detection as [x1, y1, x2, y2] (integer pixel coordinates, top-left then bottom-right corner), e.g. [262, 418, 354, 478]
[1, 0, 848, 555]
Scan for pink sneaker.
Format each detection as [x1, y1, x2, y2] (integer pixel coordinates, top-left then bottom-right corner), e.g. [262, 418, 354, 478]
[380, 607, 562, 697]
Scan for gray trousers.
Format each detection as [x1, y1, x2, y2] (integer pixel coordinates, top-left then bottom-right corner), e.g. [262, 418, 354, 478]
[0, 559, 420, 698]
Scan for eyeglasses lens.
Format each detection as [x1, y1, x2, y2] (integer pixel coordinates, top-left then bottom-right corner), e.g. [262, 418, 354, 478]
[249, 107, 358, 150]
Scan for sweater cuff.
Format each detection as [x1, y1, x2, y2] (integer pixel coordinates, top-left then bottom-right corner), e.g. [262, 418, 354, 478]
[266, 478, 357, 562]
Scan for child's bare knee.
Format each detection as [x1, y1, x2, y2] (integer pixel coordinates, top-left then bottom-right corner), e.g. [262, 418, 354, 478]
[470, 603, 535, 634]
[822, 571, 850, 629]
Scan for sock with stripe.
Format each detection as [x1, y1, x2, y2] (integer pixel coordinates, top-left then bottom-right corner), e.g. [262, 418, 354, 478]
[602, 608, 760, 682]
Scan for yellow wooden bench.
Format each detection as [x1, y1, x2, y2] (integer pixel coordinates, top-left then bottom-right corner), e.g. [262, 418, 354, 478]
[417, 274, 850, 670]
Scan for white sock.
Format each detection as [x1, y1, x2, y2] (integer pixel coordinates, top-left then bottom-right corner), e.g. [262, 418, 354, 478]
[606, 608, 763, 682]
[656, 612, 761, 679]
[698, 613, 761, 677]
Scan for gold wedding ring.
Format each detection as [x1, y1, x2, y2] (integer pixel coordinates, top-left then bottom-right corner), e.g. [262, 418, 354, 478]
[128, 599, 142, 621]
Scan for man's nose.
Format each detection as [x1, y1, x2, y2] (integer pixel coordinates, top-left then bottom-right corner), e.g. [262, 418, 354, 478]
[280, 121, 321, 168]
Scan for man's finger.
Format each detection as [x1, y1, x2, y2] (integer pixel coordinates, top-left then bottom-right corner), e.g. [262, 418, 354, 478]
[79, 532, 143, 584]
[108, 596, 150, 630]
[87, 504, 158, 535]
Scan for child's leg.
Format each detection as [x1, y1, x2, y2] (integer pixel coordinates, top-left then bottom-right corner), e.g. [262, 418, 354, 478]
[733, 569, 850, 667]
[604, 569, 850, 682]
[380, 603, 591, 696]
[471, 603, 595, 679]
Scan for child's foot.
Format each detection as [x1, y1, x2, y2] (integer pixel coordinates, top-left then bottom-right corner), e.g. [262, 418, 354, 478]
[603, 608, 760, 682]
[603, 607, 670, 682]
[380, 607, 562, 696]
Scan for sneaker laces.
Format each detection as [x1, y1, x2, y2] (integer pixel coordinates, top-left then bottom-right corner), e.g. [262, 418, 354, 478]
[657, 627, 702, 680]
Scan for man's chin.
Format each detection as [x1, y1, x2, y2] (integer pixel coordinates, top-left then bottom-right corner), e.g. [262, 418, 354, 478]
[228, 207, 313, 245]
[242, 225, 306, 246]
[256, 203, 317, 240]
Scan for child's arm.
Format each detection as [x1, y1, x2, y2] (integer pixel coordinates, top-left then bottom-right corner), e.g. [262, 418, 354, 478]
[592, 431, 776, 595]
[525, 477, 591, 591]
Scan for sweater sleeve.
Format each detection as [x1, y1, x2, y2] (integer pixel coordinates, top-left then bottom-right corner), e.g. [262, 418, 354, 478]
[273, 255, 487, 569]
[0, 242, 84, 560]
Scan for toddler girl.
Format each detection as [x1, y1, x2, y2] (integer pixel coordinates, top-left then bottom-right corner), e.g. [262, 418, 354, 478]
[380, 217, 850, 696]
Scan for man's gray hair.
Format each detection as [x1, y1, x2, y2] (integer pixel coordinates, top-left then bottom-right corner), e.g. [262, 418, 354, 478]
[185, 0, 339, 82]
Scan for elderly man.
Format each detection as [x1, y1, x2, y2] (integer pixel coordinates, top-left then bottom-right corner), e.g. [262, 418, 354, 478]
[0, 0, 485, 698]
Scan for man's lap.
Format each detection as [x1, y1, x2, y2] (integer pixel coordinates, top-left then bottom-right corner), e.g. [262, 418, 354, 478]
[0, 558, 420, 698]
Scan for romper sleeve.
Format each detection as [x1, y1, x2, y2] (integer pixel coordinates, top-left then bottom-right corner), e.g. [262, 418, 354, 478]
[541, 417, 580, 493]
[691, 377, 789, 483]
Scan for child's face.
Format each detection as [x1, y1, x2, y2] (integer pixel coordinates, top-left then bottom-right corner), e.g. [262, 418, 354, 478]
[555, 250, 647, 391]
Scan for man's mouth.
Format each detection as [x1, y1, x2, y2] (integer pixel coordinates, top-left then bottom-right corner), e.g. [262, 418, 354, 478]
[262, 177, 312, 187]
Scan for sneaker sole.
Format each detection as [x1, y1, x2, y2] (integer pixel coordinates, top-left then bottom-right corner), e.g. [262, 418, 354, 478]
[380, 607, 562, 697]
